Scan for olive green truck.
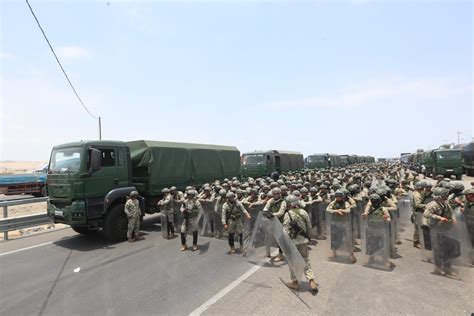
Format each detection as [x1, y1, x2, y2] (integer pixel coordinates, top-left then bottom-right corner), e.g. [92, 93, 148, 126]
[47, 140, 240, 241]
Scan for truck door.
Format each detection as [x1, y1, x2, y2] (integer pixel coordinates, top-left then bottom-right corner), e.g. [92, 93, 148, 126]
[83, 147, 120, 218]
[116, 147, 131, 187]
[274, 155, 281, 173]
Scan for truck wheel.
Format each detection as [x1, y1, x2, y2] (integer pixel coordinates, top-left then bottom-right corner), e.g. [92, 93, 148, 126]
[71, 225, 97, 235]
[103, 203, 128, 242]
[456, 174, 462, 180]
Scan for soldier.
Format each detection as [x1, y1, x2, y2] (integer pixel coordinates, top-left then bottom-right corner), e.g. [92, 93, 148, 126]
[157, 188, 175, 239]
[199, 186, 216, 236]
[326, 190, 356, 263]
[448, 182, 465, 211]
[423, 188, 457, 276]
[462, 188, 474, 265]
[124, 191, 142, 242]
[411, 182, 426, 248]
[180, 190, 204, 251]
[222, 192, 251, 254]
[214, 189, 228, 238]
[283, 195, 319, 293]
[263, 187, 288, 261]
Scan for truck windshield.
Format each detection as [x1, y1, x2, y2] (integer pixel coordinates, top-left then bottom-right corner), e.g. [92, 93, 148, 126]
[49, 147, 82, 174]
[308, 156, 325, 163]
[436, 151, 460, 160]
[242, 154, 265, 165]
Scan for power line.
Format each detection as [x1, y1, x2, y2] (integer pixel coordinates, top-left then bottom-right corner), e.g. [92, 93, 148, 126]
[25, 0, 98, 120]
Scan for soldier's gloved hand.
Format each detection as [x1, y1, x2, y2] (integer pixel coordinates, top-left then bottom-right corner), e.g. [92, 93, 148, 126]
[410, 214, 415, 223]
[263, 211, 273, 219]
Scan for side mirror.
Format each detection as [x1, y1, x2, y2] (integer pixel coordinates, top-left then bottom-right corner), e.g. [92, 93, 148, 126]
[90, 148, 102, 173]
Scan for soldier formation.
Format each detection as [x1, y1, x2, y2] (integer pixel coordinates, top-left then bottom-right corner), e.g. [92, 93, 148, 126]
[124, 162, 474, 292]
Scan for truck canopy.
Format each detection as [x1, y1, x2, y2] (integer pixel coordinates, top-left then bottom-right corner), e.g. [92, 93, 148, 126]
[127, 140, 240, 195]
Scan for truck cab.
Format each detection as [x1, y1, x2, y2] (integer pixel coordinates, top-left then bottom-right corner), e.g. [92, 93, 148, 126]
[241, 151, 276, 178]
[47, 141, 141, 240]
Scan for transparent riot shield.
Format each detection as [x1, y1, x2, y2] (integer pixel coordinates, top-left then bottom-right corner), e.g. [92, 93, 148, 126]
[388, 209, 398, 258]
[430, 214, 471, 281]
[416, 212, 433, 263]
[199, 200, 215, 237]
[397, 193, 412, 230]
[160, 212, 169, 239]
[243, 204, 264, 251]
[326, 211, 354, 263]
[311, 201, 328, 239]
[213, 203, 225, 238]
[246, 212, 277, 264]
[360, 218, 391, 271]
[273, 218, 306, 281]
[463, 212, 474, 264]
[353, 200, 366, 239]
[174, 201, 184, 228]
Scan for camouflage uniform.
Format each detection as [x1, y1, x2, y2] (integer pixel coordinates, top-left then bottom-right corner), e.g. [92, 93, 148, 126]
[283, 207, 315, 283]
[124, 198, 141, 240]
[411, 190, 425, 245]
[222, 200, 250, 235]
[158, 192, 175, 237]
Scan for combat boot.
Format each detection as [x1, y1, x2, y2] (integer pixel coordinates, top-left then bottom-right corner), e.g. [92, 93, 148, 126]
[192, 245, 198, 251]
[181, 244, 187, 251]
[309, 279, 319, 292]
[228, 246, 235, 254]
[413, 241, 421, 249]
[274, 254, 285, 262]
[128, 238, 134, 243]
[285, 280, 299, 290]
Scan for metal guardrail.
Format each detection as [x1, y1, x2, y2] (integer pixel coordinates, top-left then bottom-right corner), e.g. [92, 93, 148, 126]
[0, 197, 50, 240]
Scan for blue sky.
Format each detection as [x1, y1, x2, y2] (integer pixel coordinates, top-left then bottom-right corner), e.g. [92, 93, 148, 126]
[1, 0, 472, 161]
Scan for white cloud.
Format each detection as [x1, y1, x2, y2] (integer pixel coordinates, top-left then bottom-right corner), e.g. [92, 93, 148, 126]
[56, 46, 90, 60]
[0, 52, 15, 60]
[266, 77, 473, 109]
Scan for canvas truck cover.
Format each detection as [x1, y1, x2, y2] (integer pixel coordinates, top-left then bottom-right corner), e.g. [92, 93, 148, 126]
[276, 150, 304, 172]
[126, 140, 240, 195]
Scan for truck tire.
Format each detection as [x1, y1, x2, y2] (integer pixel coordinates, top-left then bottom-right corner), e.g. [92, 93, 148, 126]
[32, 185, 47, 197]
[71, 225, 97, 235]
[456, 174, 462, 180]
[103, 203, 128, 242]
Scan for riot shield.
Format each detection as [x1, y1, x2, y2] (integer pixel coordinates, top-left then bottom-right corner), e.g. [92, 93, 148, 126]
[397, 193, 412, 230]
[430, 215, 471, 281]
[199, 200, 215, 237]
[360, 218, 391, 271]
[273, 218, 306, 281]
[160, 212, 169, 239]
[463, 212, 474, 264]
[353, 200, 366, 239]
[311, 201, 328, 238]
[173, 201, 184, 228]
[416, 212, 433, 263]
[388, 209, 398, 258]
[246, 212, 277, 264]
[243, 204, 264, 251]
[213, 203, 226, 238]
[326, 211, 354, 263]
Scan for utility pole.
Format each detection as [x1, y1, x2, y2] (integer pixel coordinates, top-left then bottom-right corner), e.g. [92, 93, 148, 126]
[99, 117, 102, 140]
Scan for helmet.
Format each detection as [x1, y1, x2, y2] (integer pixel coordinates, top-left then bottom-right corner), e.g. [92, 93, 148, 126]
[130, 190, 139, 198]
[334, 190, 344, 197]
[219, 189, 227, 196]
[463, 188, 474, 195]
[232, 180, 240, 186]
[236, 189, 244, 195]
[226, 192, 236, 199]
[203, 186, 211, 192]
[286, 195, 299, 207]
[451, 182, 465, 192]
[369, 193, 382, 204]
[433, 187, 449, 199]
[291, 190, 301, 197]
[309, 187, 318, 193]
[161, 188, 170, 193]
[414, 182, 425, 190]
[300, 187, 308, 193]
[280, 185, 288, 191]
[186, 189, 196, 196]
[272, 187, 282, 195]
[170, 186, 177, 191]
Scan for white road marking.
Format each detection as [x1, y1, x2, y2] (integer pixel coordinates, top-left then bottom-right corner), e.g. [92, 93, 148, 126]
[189, 264, 262, 316]
[0, 236, 76, 257]
[190, 249, 278, 316]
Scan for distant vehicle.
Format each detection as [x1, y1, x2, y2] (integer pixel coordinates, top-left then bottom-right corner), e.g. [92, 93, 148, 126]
[47, 140, 241, 240]
[241, 150, 304, 178]
[0, 162, 48, 197]
[420, 148, 463, 179]
[461, 141, 474, 176]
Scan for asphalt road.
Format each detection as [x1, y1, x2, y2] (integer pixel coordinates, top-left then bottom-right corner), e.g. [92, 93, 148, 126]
[0, 177, 473, 316]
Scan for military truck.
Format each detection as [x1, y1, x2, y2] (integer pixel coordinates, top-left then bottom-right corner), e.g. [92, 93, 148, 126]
[305, 153, 339, 169]
[461, 141, 474, 176]
[46, 140, 240, 241]
[241, 150, 304, 178]
[420, 148, 463, 179]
